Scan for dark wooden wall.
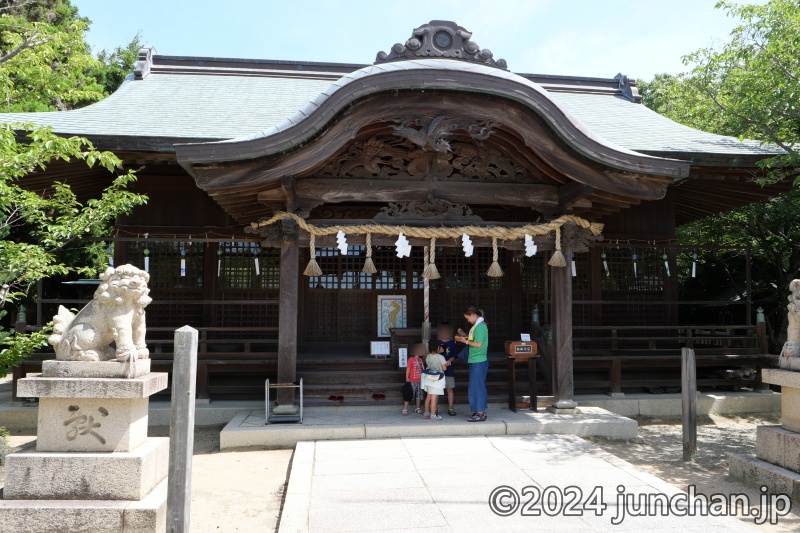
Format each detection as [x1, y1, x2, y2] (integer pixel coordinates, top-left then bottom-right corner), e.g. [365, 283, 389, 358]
[601, 188, 676, 238]
[119, 172, 235, 228]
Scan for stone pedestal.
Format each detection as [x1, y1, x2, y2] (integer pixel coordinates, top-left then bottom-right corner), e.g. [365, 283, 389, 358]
[729, 369, 800, 500]
[0, 370, 168, 533]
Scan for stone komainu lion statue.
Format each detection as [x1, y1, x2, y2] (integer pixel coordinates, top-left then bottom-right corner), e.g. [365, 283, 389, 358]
[48, 265, 151, 362]
[779, 279, 800, 370]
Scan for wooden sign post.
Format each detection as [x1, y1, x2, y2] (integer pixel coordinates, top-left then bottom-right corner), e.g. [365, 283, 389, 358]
[167, 326, 198, 533]
[682, 347, 697, 462]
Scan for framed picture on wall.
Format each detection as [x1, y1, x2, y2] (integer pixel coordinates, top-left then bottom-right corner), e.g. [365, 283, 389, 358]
[377, 295, 407, 337]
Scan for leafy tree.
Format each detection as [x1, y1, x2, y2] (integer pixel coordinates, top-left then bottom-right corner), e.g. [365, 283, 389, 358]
[0, 1, 148, 378]
[642, 0, 799, 183]
[92, 32, 142, 96]
[639, 0, 800, 348]
[0, 124, 146, 377]
[0, 0, 105, 111]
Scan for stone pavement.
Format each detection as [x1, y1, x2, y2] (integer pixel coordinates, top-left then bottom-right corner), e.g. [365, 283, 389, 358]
[279, 435, 761, 533]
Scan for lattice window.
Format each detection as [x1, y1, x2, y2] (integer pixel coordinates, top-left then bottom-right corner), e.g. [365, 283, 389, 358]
[218, 242, 280, 289]
[373, 246, 407, 290]
[601, 247, 666, 293]
[573, 252, 590, 296]
[440, 246, 475, 289]
[128, 241, 204, 289]
[306, 247, 340, 289]
[340, 245, 372, 290]
[144, 289, 204, 328]
[410, 246, 427, 290]
[520, 253, 547, 291]
[432, 246, 507, 290]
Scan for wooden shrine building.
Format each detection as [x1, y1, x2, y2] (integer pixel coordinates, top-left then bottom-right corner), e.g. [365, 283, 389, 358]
[2, 21, 789, 409]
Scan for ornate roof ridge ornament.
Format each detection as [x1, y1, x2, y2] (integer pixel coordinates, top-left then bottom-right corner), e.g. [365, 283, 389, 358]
[375, 20, 508, 70]
[134, 47, 156, 80]
[614, 73, 642, 103]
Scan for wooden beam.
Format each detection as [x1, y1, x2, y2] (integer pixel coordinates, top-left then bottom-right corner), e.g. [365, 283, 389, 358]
[258, 179, 559, 210]
[559, 183, 593, 211]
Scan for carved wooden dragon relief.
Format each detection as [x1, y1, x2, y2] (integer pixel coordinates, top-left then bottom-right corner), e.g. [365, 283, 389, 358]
[313, 129, 531, 183]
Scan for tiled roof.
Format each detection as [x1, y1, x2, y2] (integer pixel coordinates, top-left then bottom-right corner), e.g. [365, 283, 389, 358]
[548, 92, 777, 155]
[0, 72, 332, 140]
[0, 52, 782, 159]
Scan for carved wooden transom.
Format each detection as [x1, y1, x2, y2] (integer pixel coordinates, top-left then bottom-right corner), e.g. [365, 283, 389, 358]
[312, 134, 539, 183]
[374, 196, 482, 221]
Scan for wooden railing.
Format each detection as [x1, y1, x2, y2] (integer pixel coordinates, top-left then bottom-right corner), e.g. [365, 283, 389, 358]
[571, 324, 776, 394]
[10, 324, 279, 402]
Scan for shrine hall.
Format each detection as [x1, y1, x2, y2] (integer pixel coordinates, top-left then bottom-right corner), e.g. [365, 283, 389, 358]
[2, 21, 787, 412]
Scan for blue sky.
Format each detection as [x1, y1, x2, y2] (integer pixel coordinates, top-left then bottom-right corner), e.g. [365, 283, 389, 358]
[74, 0, 758, 80]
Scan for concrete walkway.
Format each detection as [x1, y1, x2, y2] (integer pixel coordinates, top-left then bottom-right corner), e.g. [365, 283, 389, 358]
[279, 434, 759, 533]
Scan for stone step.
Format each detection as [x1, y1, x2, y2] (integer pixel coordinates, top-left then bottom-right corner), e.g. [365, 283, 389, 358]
[4, 437, 168, 501]
[729, 453, 800, 501]
[298, 369, 537, 385]
[756, 425, 800, 474]
[0, 477, 167, 533]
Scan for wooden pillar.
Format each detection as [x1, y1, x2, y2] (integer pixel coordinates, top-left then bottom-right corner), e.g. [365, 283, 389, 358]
[549, 247, 577, 411]
[274, 217, 299, 413]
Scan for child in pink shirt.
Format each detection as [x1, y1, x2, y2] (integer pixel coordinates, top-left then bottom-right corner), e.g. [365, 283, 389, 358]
[402, 343, 425, 415]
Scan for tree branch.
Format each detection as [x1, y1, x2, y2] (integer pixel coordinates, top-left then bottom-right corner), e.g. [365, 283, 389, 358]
[702, 86, 799, 158]
[0, 32, 54, 65]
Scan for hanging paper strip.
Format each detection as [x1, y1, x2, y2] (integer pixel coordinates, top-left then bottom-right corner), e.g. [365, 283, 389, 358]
[461, 234, 474, 257]
[571, 260, 577, 277]
[601, 252, 609, 277]
[524, 234, 537, 257]
[143, 248, 150, 273]
[336, 230, 348, 255]
[217, 246, 223, 277]
[107, 246, 114, 268]
[663, 253, 670, 277]
[180, 248, 186, 277]
[692, 252, 698, 278]
[254, 255, 260, 276]
[632, 252, 638, 279]
[395, 233, 411, 258]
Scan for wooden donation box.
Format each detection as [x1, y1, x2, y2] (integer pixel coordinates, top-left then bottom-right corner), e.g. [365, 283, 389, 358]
[505, 340, 539, 412]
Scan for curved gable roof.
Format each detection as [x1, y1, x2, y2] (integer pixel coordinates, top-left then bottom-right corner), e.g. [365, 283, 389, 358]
[176, 58, 688, 180]
[0, 52, 781, 166]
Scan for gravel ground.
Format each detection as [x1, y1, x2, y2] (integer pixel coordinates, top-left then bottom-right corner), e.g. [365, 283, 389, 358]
[586, 413, 800, 533]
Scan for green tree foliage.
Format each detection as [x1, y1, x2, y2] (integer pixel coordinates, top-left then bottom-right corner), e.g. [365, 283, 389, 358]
[0, 0, 142, 111]
[0, 0, 104, 111]
[0, 125, 147, 377]
[639, 0, 800, 347]
[0, 0, 147, 377]
[92, 32, 142, 96]
[685, 0, 799, 180]
[641, 0, 799, 182]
